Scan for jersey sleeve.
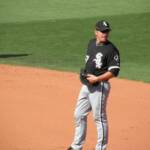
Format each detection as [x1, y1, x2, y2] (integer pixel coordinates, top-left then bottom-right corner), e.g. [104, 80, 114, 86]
[107, 48, 120, 77]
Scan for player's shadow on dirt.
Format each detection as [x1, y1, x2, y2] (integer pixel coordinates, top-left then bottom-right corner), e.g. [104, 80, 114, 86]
[0, 53, 31, 58]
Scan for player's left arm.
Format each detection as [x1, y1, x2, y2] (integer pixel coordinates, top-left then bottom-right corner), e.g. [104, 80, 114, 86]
[107, 48, 120, 77]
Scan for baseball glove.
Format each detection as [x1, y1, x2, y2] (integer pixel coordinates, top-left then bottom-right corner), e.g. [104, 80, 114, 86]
[80, 68, 89, 86]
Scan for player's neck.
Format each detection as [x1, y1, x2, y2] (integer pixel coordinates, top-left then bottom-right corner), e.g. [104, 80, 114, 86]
[96, 39, 108, 46]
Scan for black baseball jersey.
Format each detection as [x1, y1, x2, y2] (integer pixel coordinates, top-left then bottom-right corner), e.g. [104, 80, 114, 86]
[84, 38, 120, 77]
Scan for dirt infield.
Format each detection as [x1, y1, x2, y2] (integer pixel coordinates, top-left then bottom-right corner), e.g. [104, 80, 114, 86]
[0, 65, 150, 150]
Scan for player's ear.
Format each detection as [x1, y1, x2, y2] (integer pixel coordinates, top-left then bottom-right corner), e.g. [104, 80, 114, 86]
[95, 30, 98, 36]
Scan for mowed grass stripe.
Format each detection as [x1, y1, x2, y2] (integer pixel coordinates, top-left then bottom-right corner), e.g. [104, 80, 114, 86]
[0, 0, 150, 23]
[0, 12, 150, 82]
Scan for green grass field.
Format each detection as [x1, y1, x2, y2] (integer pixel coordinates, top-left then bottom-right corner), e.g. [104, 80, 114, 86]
[0, 0, 150, 82]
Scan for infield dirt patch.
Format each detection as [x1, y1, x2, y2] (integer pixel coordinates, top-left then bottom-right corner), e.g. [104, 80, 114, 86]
[0, 65, 150, 150]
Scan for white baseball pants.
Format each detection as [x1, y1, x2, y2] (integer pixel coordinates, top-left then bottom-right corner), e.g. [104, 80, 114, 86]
[71, 81, 110, 150]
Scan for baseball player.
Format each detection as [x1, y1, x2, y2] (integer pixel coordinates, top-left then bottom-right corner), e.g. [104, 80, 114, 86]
[67, 20, 120, 150]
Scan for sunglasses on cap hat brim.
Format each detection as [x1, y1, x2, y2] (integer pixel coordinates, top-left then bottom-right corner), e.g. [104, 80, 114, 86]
[96, 27, 111, 33]
[101, 29, 111, 33]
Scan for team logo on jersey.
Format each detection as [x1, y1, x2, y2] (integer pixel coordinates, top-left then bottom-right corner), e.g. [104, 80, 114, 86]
[93, 52, 103, 69]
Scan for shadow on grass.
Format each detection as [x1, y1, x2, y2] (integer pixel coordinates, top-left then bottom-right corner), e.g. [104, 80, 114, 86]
[0, 53, 31, 58]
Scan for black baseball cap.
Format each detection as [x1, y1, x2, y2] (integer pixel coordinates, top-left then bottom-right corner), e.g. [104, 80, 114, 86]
[95, 20, 111, 32]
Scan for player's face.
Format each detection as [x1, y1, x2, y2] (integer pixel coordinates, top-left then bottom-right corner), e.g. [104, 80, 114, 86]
[95, 30, 109, 43]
